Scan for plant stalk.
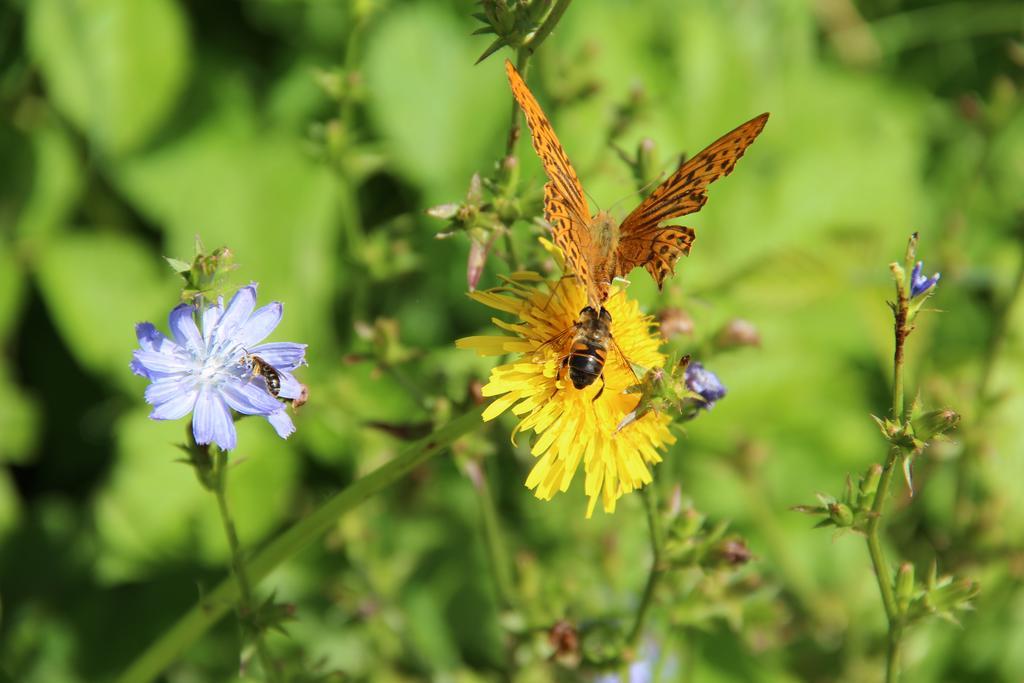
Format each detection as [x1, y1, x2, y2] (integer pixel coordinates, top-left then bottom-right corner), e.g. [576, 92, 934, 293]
[866, 255, 913, 681]
[117, 405, 486, 683]
[471, 460, 518, 610]
[627, 485, 665, 649]
[212, 448, 280, 682]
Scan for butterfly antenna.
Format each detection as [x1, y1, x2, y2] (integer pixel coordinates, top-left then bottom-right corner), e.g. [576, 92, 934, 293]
[606, 148, 688, 217]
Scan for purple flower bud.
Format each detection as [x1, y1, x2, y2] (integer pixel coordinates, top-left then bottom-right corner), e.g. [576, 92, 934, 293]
[684, 362, 727, 409]
[467, 238, 491, 291]
[910, 261, 940, 297]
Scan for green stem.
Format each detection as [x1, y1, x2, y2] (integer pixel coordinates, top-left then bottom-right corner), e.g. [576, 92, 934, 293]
[503, 231, 522, 272]
[627, 486, 665, 649]
[865, 445, 901, 623]
[866, 255, 913, 680]
[954, 242, 1024, 527]
[212, 449, 280, 682]
[977, 246, 1024, 403]
[116, 405, 486, 683]
[504, 47, 531, 158]
[470, 460, 518, 610]
[886, 624, 904, 683]
[527, 0, 574, 56]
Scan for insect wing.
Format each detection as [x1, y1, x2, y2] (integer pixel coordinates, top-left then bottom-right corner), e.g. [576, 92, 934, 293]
[616, 113, 769, 288]
[505, 59, 601, 305]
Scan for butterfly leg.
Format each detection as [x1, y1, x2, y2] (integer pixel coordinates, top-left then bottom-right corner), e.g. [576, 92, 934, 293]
[538, 273, 579, 314]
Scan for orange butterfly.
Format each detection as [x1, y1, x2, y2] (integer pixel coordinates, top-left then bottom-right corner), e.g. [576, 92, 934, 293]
[505, 59, 768, 308]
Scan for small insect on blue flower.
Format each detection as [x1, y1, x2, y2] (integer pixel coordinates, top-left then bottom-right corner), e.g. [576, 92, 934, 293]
[910, 261, 941, 298]
[130, 284, 307, 450]
[685, 361, 727, 409]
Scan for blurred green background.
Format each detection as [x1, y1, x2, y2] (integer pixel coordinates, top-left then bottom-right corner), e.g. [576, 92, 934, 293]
[1, 0, 1023, 681]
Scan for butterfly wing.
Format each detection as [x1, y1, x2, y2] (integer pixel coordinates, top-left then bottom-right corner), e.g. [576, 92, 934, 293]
[615, 113, 769, 287]
[505, 60, 598, 302]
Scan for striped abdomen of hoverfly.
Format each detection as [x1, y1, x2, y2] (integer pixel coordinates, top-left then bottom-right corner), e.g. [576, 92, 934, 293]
[240, 353, 282, 397]
[566, 340, 606, 389]
[560, 306, 613, 391]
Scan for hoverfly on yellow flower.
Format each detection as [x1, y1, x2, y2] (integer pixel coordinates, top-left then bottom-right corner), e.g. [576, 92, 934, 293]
[457, 241, 674, 517]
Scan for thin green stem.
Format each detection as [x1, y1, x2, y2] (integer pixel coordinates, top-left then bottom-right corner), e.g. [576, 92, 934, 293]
[527, 0, 574, 56]
[503, 231, 522, 272]
[977, 246, 1024, 402]
[866, 253, 914, 681]
[865, 445, 901, 623]
[502, 0, 574, 157]
[891, 284, 909, 422]
[886, 624, 904, 683]
[470, 460, 518, 610]
[627, 486, 665, 649]
[212, 449, 280, 682]
[116, 405, 486, 683]
[504, 47, 531, 158]
[954, 242, 1024, 527]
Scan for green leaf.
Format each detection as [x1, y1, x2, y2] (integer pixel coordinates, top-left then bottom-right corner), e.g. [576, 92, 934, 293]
[14, 116, 83, 243]
[26, 0, 190, 156]
[0, 241, 25, 340]
[162, 256, 191, 274]
[109, 67, 343, 353]
[93, 407, 300, 582]
[32, 232, 178, 392]
[0, 360, 41, 465]
[362, 3, 507, 201]
[0, 468, 23, 540]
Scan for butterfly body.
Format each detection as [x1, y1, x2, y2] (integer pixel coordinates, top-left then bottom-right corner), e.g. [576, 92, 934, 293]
[505, 59, 767, 309]
[588, 211, 620, 291]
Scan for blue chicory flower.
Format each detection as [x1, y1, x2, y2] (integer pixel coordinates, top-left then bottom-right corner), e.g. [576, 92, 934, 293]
[685, 361, 727, 409]
[592, 638, 669, 683]
[131, 283, 307, 450]
[910, 261, 940, 298]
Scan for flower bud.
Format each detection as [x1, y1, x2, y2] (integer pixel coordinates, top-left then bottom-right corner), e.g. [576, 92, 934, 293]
[466, 172, 484, 205]
[857, 464, 882, 507]
[497, 154, 519, 190]
[896, 563, 915, 613]
[637, 138, 657, 185]
[547, 619, 580, 666]
[467, 238, 490, 291]
[827, 502, 854, 527]
[716, 538, 752, 566]
[911, 409, 960, 442]
[657, 307, 693, 339]
[426, 203, 459, 220]
[713, 318, 761, 351]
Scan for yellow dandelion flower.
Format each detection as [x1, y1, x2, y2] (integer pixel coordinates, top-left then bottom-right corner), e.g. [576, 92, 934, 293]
[457, 262, 675, 517]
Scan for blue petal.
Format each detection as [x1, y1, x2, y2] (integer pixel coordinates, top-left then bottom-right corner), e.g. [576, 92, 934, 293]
[135, 322, 173, 352]
[192, 387, 236, 450]
[221, 377, 282, 415]
[145, 377, 190, 406]
[266, 409, 295, 439]
[132, 323, 179, 378]
[149, 385, 198, 420]
[132, 350, 190, 376]
[168, 304, 203, 354]
[237, 302, 282, 349]
[212, 284, 257, 349]
[202, 298, 224, 339]
[684, 362, 727, 408]
[249, 342, 307, 371]
[276, 370, 303, 400]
